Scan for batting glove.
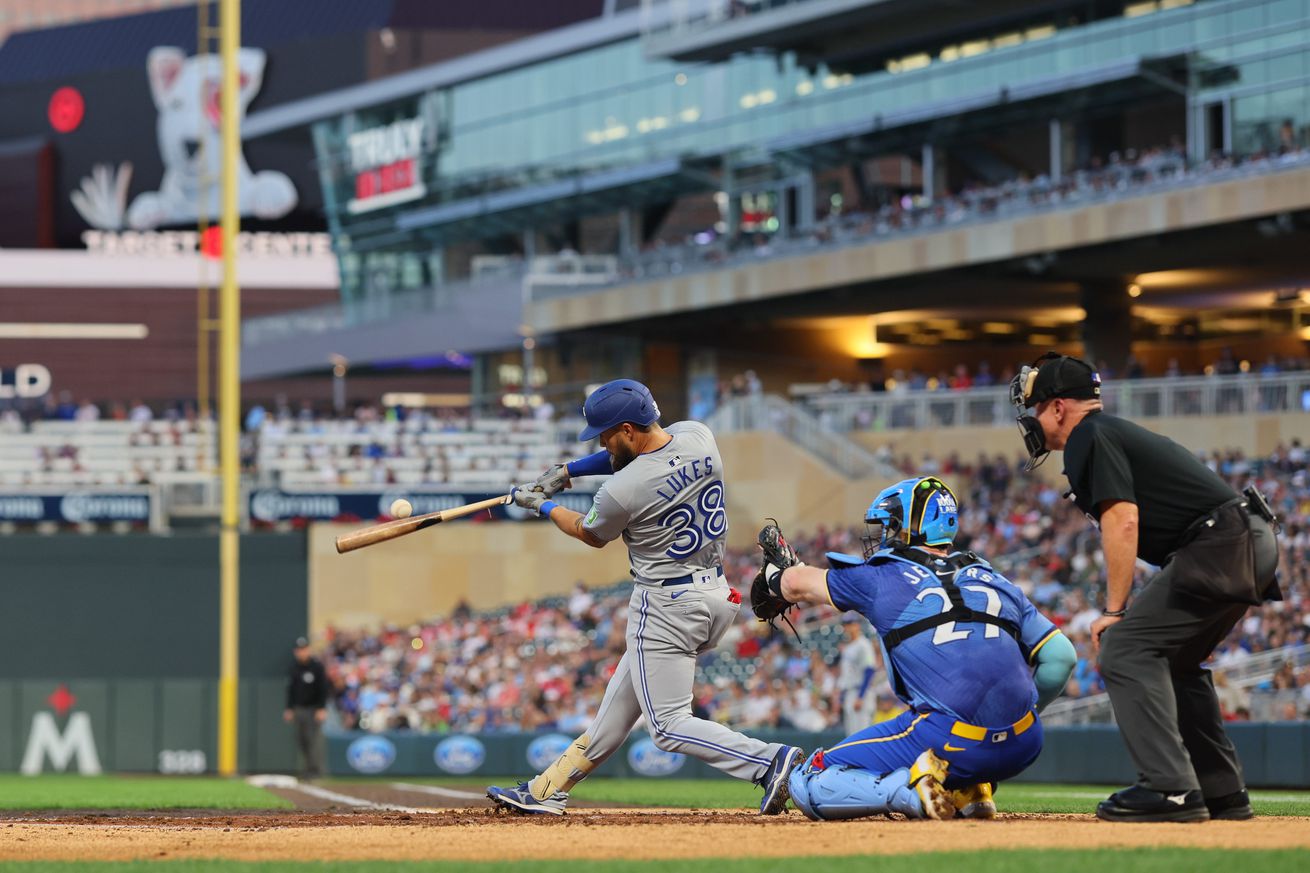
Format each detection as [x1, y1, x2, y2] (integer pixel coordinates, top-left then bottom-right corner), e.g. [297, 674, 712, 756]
[532, 464, 570, 497]
[511, 484, 550, 517]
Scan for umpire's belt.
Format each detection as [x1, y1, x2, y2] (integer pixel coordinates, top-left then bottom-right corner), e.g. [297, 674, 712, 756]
[950, 710, 1035, 744]
[642, 566, 723, 587]
[1185, 496, 1249, 537]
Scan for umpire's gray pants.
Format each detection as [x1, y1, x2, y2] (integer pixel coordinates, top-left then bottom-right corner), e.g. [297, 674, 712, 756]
[292, 707, 325, 779]
[566, 578, 781, 783]
[1099, 512, 1278, 795]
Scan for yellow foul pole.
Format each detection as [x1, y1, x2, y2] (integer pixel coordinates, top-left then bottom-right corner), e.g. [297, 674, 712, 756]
[217, 0, 242, 777]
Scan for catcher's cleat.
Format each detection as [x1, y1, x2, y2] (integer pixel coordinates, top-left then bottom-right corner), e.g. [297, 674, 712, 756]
[951, 783, 997, 820]
[908, 750, 956, 821]
[758, 745, 803, 815]
[487, 782, 568, 815]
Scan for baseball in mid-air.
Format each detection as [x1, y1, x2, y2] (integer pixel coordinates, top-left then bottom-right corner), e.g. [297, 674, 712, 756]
[389, 498, 413, 519]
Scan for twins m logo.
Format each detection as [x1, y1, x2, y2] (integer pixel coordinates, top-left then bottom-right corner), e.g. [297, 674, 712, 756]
[20, 684, 102, 775]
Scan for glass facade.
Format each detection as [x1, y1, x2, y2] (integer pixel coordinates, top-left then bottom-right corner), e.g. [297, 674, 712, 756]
[312, 0, 1310, 306]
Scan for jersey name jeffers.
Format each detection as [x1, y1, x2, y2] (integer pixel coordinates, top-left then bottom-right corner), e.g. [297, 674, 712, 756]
[655, 456, 715, 502]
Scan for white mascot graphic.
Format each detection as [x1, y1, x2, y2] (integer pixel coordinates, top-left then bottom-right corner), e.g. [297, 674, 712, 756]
[72, 46, 298, 231]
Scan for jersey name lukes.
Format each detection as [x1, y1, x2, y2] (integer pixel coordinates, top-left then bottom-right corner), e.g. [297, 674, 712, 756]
[655, 456, 715, 502]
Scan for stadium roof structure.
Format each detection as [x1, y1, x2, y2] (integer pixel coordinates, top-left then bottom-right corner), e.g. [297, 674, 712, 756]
[641, 0, 1094, 71]
[763, 56, 1188, 165]
[393, 157, 717, 246]
[244, 7, 642, 140]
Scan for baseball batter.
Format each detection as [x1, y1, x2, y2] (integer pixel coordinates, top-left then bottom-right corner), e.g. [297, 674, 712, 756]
[487, 379, 802, 815]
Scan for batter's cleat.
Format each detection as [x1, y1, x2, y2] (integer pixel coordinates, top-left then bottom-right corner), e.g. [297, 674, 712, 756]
[1095, 786, 1209, 823]
[908, 750, 956, 821]
[758, 745, 804, 815]
[951, 783, 997, 820]
[487, 782, 568, 816]
[1206, 789, 1254, 821]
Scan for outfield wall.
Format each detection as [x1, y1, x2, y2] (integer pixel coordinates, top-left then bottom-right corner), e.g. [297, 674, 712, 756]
[0, 534, 307, 774]
[324, 724, 1310, 789]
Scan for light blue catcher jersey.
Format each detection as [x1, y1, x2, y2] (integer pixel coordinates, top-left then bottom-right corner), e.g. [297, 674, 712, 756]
[825, 548, 1059, 726]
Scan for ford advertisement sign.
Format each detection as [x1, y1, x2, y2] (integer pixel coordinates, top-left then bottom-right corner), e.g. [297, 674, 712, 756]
[627, 737, 685, 777]
[346, 735, 396, 775]
[526, 733, 574, 772]
[434, 735, 486, 775]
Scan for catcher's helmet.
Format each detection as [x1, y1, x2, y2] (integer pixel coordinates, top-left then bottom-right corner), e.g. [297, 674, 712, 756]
[863, 476, 959, 557]
[578, 379, 660, 441]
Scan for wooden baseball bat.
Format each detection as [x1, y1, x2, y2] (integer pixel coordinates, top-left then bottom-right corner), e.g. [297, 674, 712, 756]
[334, 494, 511, 554]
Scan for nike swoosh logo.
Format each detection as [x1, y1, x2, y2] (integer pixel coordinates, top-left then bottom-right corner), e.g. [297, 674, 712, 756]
[1166, 793, 1189, 805]
[670, 591, 687, 599]
[943, 743, 967, 752]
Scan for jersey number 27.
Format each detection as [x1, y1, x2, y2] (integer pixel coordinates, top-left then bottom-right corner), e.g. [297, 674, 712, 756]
[915, 585, 1003, 645]
[658, 482, 727, 559]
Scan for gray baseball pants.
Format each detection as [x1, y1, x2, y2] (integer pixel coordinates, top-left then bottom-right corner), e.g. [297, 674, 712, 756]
[1099, 510, 1279, 795]
[553, 575, 782, 784]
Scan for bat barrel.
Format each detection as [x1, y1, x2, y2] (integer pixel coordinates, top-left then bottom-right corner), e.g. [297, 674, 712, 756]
[333, 494, 510, 554]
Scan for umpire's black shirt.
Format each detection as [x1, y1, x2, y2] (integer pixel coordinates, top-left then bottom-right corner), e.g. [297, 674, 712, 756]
[287, 657, 329, 709]
[1062, 411, 1237, 566]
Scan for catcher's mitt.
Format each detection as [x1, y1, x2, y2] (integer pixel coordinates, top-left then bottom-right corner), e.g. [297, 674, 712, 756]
[751, 519, 802, 638]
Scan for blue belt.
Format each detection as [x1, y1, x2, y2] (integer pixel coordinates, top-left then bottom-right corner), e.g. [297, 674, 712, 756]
[654, 565, 723, 587]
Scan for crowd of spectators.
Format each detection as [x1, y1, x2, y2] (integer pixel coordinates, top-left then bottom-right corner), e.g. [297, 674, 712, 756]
[321, 447, 1310, 736]
[618, 141, 1310, 285]
[797, 352, 1310, 401]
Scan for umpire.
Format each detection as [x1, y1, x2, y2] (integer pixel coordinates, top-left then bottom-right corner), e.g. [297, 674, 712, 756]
[1010, 353, 1280, 823]
[284, 636, 329, 780]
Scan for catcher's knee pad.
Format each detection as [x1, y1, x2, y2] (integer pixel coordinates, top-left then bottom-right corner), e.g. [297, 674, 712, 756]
[788, 762, 924, 821]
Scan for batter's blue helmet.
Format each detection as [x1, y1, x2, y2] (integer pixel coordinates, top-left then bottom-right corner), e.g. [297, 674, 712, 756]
[863, 476, 959, 556]
[578, 379, 660, 440]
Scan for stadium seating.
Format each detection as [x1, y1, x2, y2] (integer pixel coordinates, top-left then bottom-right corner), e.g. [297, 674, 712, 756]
[252, 414, 591, 490]
[0, 418, 215, 487]
[322, 450, 1310, 733]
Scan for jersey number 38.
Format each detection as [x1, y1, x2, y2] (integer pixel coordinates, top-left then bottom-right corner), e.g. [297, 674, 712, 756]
[658, 482, 727, 559]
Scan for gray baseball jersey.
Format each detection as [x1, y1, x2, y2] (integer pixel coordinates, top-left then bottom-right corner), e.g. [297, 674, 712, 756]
[839, 635, 876, 694]
[839, 634, 878, 735]
[582, 420, 728, 580]
[517, 419, 781, 799]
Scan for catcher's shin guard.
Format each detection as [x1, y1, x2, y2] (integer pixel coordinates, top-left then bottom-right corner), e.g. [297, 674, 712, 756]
[787, 754, 932, 821]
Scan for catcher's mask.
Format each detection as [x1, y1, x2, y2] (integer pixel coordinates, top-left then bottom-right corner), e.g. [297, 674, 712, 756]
[862, 476, 959, 558]
[1009, 352, 1102, 471]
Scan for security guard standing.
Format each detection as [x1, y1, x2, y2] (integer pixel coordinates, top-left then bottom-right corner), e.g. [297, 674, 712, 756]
[1010, 353, 1280, 822]
[284, 636, 329, 779]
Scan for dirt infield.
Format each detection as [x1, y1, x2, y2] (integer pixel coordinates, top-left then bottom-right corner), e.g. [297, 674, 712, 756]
[4, 807, 1310, 862]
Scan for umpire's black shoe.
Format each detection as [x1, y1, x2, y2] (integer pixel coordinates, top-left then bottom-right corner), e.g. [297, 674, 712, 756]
[1206, 789, 1254, 821]
[1095, 786, 1210, 822]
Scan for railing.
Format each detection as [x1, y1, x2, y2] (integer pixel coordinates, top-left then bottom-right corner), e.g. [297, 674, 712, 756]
[1041, 644, 1310, 726]
[796, 372, 1310, 433]
[707, 393, 900, 478]
[526, 253, 620, 302]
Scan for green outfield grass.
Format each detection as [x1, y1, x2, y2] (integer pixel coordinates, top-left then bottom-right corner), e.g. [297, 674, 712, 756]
[375, 776, 1310, 816]
[3, 850, 1310, 873]
[0, 774, 292, 810]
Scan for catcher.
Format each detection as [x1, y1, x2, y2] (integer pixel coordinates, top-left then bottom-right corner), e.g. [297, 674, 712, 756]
[750, 476, 1076, 820]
